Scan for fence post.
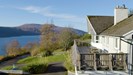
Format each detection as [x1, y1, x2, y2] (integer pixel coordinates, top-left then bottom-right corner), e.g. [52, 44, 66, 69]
[94, 53, 97, 70]
[109, 54, 112, 71]
[123, 54, 127, 71]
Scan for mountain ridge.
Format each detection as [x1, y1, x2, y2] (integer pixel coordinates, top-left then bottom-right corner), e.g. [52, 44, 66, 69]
[0, 24, 86, 37]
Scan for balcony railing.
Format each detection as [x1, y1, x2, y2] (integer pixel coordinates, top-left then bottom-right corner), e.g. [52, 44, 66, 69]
[71, 40, 128, 71]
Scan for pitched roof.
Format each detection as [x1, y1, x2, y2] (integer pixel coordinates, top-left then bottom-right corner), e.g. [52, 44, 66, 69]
[88, 16, 114, 34]
[101, 15, 133, 36]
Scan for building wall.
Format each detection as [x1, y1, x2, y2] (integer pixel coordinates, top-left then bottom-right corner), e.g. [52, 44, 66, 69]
[102, 36, 128, 53]
[87, 18, 98, 47]
[92, 35, 128, 53]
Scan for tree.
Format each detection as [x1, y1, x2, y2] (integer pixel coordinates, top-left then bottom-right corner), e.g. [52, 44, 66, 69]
[40, 24, 58, 54]
[80, 33, 91, 40]
[22, 42, 39, 53]
[59, 28, 77, 51]
[6, 40, 21, 56]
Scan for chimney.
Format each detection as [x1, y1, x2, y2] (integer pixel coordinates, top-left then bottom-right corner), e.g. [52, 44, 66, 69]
[114, 5, 128, 25]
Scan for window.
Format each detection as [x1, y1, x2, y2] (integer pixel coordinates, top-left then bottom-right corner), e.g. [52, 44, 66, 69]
[115, 38, 118, 48]
[96, 36, 99, 43]
[106, 37, 109, 44]
[102, 36, 105, 43]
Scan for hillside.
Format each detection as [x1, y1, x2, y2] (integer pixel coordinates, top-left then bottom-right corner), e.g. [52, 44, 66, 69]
[0, 24, 86, 37]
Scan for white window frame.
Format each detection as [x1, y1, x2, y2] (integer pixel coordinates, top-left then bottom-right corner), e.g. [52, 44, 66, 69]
[114, 38, 119, 49]
[95, 36, 99, 43]
[106, 37, 109, 45]
[102, 36, 105, 44]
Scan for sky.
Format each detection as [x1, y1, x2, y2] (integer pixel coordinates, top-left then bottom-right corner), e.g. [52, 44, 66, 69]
[0, 0, 133, 32]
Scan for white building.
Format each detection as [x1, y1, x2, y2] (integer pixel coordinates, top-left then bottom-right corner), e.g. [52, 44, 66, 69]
[87, 5, 133, 74]
[87, 5, 131, 53]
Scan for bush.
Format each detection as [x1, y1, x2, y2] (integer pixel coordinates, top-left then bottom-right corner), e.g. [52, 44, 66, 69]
[40, 50, 53, 57]
[0, 56, 4, 60]
[64, 51, 75, 72]
[22, 63, 48, 74]
[30, 47, 41, 56]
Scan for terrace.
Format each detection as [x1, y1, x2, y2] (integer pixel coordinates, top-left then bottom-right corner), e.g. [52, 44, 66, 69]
[71, 40, 129, 75]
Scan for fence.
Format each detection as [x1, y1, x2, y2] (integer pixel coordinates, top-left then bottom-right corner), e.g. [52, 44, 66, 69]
[77, 53, 128, 71]
[71, 40, 128, 71]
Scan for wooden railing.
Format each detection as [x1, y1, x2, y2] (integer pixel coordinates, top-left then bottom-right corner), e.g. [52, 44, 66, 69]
[71, 40, 128, 71]
[77, 53, 128, 71]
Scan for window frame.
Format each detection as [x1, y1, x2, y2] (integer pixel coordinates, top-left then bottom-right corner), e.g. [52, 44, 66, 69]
[114, 38, 119, 49]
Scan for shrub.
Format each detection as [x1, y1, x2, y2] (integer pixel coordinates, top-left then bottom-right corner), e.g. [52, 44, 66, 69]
[6, 40, 22, 56]
[64, 51, 75, 72]
[40, 50, 53, 57]
[30, 47, 41, 56]
[0, 56, 5, 61]
[22, 63, 48, 74]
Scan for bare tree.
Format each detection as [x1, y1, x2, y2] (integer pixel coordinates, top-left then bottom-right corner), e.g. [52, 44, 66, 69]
[59, 28, 77, 51]
[22, 42, 39, 52]
[40, 24, 58, 52]
[6, 40, 21, 56]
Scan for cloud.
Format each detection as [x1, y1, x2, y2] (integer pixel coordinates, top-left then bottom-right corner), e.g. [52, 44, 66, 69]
[18, 6, 50, 14]
[17, 6, 84, 22]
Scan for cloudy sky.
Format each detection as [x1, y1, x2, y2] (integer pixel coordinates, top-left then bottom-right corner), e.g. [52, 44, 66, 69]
[0, 0, 133, 31]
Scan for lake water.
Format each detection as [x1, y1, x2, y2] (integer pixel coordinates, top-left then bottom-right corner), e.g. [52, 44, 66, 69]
[0, 35, 40, 55]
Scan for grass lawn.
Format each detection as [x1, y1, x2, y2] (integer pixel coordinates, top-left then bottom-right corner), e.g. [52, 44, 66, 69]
[17, 51, 67, 64]
[1, 66, 13, 70]
[1, 50, 75, 73]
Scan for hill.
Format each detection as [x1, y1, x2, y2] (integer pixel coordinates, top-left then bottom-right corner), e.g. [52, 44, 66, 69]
[0, 24, 86, 37]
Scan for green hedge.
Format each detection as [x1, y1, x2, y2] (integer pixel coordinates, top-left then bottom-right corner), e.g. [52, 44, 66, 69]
[21, 63, 48, 74]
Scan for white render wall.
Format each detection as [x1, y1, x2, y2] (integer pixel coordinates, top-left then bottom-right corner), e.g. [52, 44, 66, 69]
[114, 8, 128, 25]
[101, 36, 120, 53]
[121, 41, 128, 53]
[91, 42, 103, 50]
[92, 35, 128, 53]
[102, 36, 128, 53]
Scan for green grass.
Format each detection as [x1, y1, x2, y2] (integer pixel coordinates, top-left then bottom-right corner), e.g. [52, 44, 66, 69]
[18, 51, 67, 64]
[17, 56, 40, 64]
[1, 66, 13, 70]
[46, 52, 67, 63]
[17, 50, 75, 72]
